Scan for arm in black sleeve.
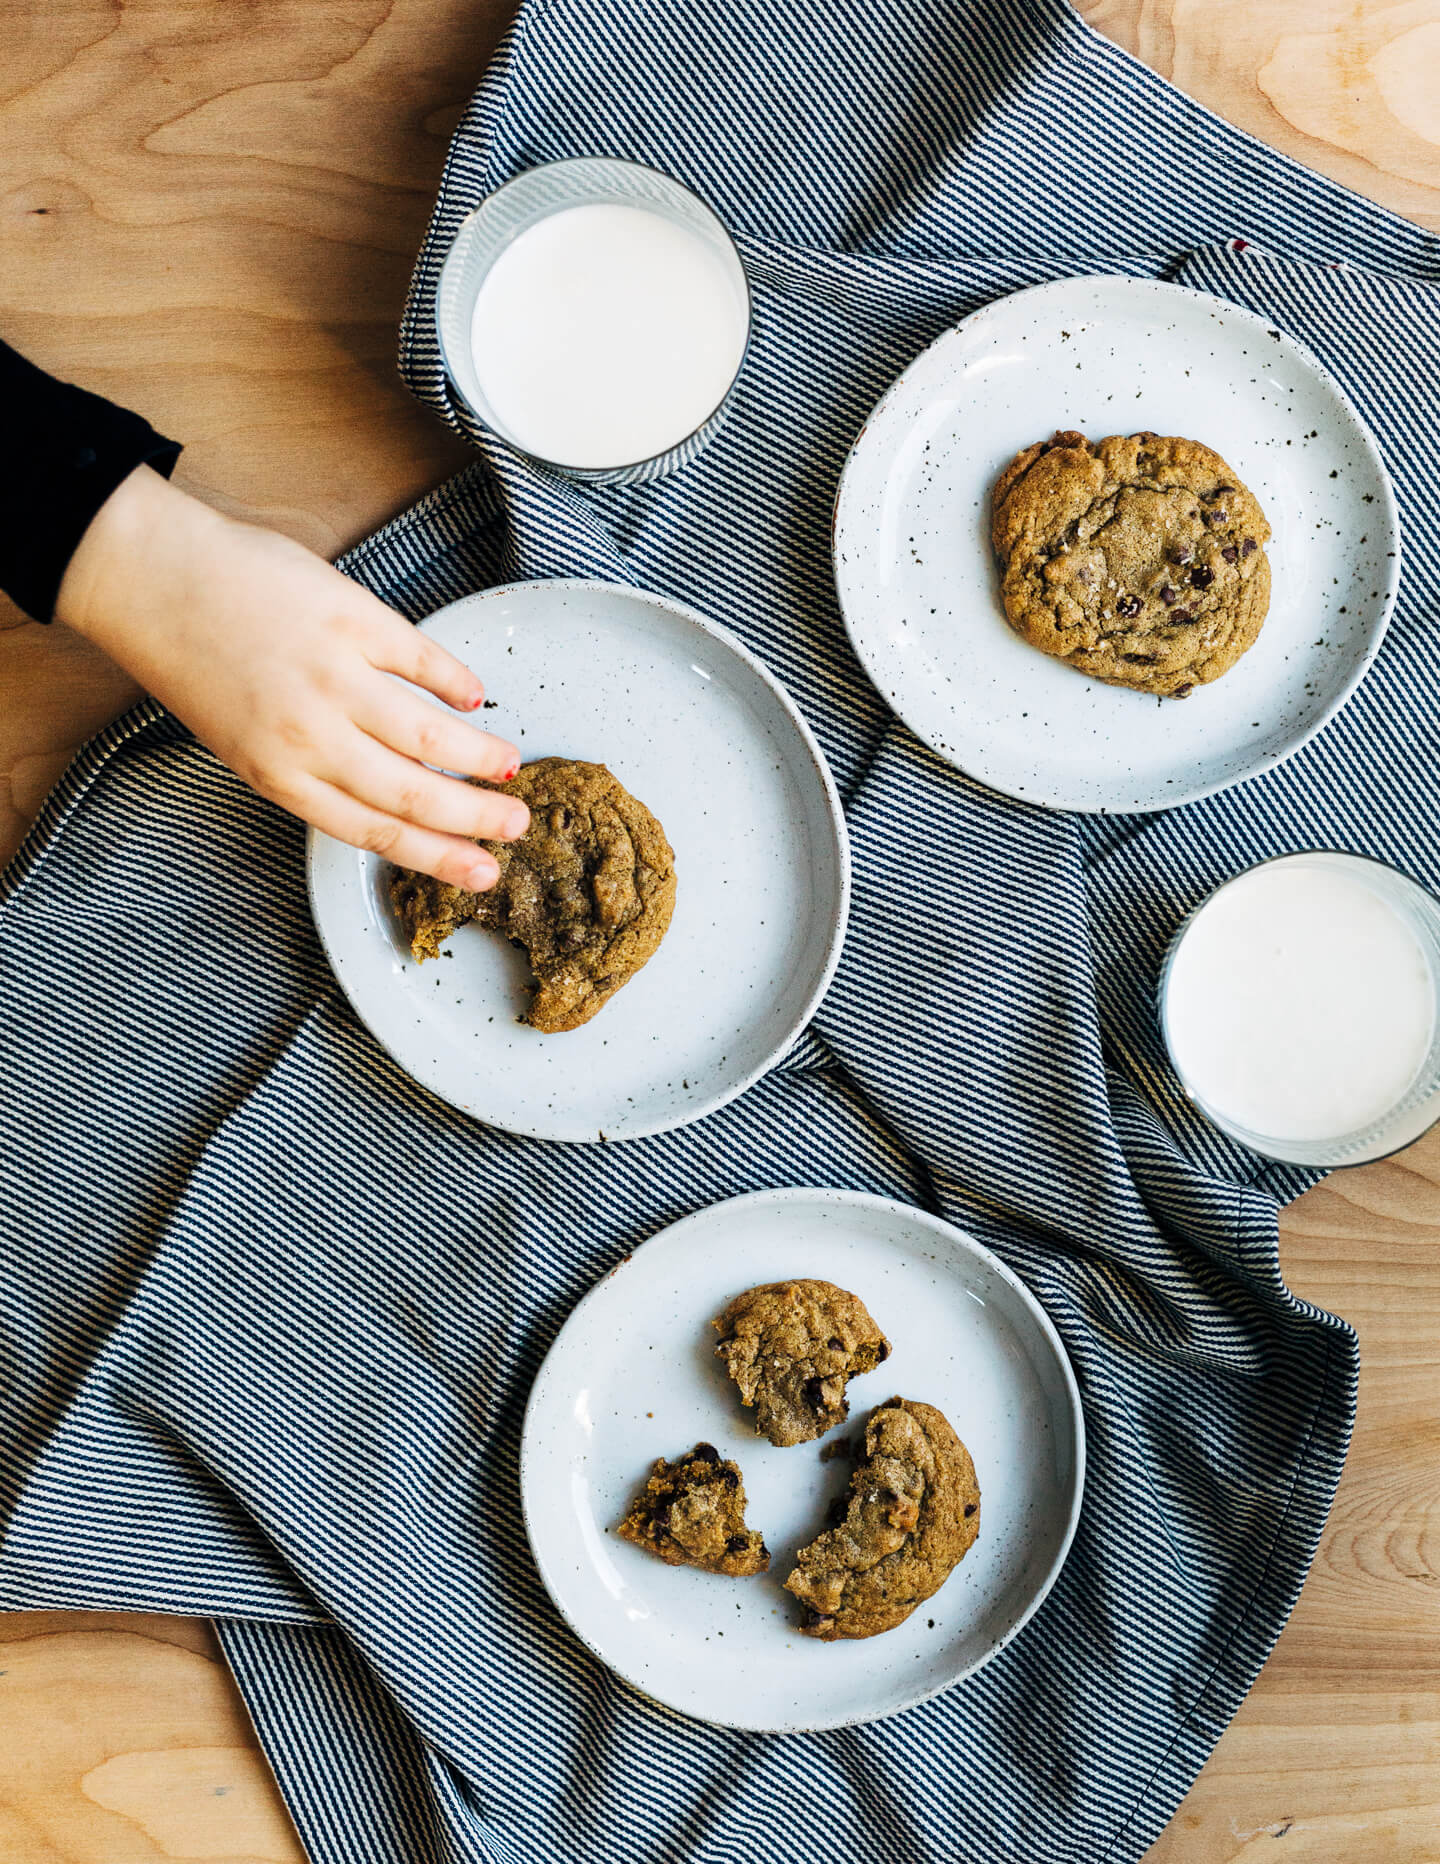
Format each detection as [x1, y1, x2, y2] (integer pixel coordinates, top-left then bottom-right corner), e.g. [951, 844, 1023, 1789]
[0, 339, 182, 622]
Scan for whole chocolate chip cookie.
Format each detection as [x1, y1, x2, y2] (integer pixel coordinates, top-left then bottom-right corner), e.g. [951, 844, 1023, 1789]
[784, 1397, 980, 1640]
[713, 1280, 890, 1449]
[991, 429, 1272, 698]
[389, 758, 677, 1033]
[614, 1442, 770, 1577]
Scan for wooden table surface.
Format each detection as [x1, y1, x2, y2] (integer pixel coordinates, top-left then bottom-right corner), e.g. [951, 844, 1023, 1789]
[2, 3, 1438, 1859]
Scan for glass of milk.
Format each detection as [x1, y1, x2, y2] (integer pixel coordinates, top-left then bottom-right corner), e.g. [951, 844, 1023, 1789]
[434, 156, 751, 484]
[1160, 851, 1440, 1167]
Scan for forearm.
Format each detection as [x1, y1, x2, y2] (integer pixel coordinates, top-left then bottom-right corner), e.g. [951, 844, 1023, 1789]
[55, 463, 224, 671]
[0, 339, 181, 622]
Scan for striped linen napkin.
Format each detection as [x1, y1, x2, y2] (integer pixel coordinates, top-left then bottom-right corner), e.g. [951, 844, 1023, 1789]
[3, 2, 1439, 1860]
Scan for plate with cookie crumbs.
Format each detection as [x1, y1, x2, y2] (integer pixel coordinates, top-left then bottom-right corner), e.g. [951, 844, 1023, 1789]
[833, 274, 1400, 813]
[307, 580, 848, 1142]
[521, 1188, 1084, 1730]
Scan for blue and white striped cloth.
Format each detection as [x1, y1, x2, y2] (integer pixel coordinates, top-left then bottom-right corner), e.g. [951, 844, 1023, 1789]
[3, 2, 1439, 1859]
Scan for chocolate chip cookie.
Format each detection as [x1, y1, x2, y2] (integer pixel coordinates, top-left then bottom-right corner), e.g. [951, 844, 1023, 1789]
[991, 429, 1272, 698]
[784, 1397, 979, 1640]
[389, 758, 677, 1033]
[713, 1280, 891, 1449]
[615, 1442, 770, 1576]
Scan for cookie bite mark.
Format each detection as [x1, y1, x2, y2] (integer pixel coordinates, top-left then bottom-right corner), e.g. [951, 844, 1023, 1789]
[785, 1397, 980, 1640]
[389, 869, 481, 963]
[713, 1279, 891, 1449]
[388, 757, 677, 1032]
[614, 1443, 770, 1576]
[989, 429, 1272, 698]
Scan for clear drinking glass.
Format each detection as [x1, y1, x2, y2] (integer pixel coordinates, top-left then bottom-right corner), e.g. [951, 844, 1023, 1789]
[434, 155, 751, 486]
[1158, 850, 1440, 1168]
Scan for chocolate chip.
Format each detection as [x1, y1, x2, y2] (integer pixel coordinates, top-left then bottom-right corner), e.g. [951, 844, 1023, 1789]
[826, 1336, 843, 1351]
[691, 1443, 719, 1463]
[803, 1377, 828, 1409]
[1159, 584, 1177, 606]
[876, 1340, 890, 1363]
[1116, 593, 1141, 617]
[1242, 537, 1257, 555]
[1122, 652, 1156, 664]
[1221, 545, 1239, 563]
[1074, 566, 1092, 584]
[1211, 484, 1235, 496]
[1172, 683, 1195, 698]
[827, 1496, 849, 1527]
[726, 1534, 749, 1553]
[1170, 606, 1194, 622]
[653, 1504, 672, 1530]
[1169, 544, 1194, 565]
[1201, 508, 1222, 526]
[963, 1503, 977, 1517]
[1190, 564, 1215, 589]
[721, 1467, 739, 1489]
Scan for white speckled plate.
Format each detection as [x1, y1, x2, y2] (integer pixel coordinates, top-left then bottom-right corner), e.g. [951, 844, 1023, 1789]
[833, 274, 1401, 813]
[521, 1187, 1085, 1731]
[307, 580, 848, 1143]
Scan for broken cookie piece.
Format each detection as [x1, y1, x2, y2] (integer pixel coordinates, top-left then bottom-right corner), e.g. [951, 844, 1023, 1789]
[785, 1396, 979, 1640]
[614, 1442, 770, 1577]
[713, 1279, 890, 1448]
[389, 757, 677, 1032]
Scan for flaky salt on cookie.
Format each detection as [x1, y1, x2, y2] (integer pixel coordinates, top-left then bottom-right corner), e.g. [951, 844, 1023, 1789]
[991, 429, 1271, 698]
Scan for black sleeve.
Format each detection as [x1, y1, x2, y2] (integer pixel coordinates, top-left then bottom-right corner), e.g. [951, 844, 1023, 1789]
[0, 339, 182, 622]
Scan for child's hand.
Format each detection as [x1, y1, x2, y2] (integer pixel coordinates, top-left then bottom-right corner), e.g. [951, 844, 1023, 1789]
[56, 465, 527, 891]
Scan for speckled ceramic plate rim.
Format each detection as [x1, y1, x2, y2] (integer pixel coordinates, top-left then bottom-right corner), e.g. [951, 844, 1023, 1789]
[832, 273, 1403, 814]
[306, 578, 851, 1144]
[519, 1185, 1088, 1732]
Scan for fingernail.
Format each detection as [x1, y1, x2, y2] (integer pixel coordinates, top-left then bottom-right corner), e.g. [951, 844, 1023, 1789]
[504, 803, 530, 838]
[464, 857, 498, 890]
[500, 757, 521, 782]
[468, 692, 486, 711]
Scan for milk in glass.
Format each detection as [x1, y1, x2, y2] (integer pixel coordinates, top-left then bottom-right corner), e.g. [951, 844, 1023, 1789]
[469, 202, 748, 468]
[1165, 859, 1436, 1144]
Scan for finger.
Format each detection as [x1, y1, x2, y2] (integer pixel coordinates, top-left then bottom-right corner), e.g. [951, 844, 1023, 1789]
[320, 733, 531, 842]
[354, 685, 521, 783]
[299, 777, 503, 892]
[365, 610, 486, 713]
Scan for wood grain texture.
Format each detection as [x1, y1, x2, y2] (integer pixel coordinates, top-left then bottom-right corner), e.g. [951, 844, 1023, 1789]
[2, 3, 1439, 1861]
[1078, 0, 1440, 233]
[0, 1613, 305, 1860]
